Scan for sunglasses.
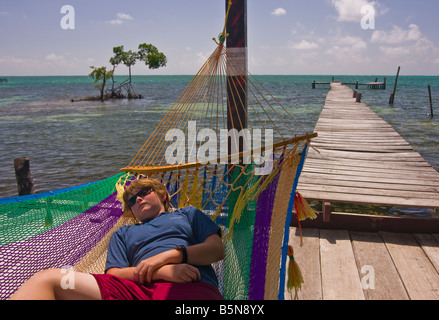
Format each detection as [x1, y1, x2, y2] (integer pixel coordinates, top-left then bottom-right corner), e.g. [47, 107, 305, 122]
[128, 187, 153, 207]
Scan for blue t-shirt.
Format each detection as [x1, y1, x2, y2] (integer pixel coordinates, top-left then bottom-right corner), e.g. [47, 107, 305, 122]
[105, 206, 221, 288]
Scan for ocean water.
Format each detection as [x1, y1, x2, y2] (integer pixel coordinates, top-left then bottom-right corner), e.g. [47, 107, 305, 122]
[0, 75, 438, 200]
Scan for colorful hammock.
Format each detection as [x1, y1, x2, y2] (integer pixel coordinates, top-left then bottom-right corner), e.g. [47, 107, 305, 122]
[0, 1, 317, 300]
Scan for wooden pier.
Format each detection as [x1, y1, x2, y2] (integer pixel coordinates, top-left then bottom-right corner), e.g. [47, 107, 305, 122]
[285, 82, 439, 300]
[299, 82, 439, 222]
[0, 78, 7, 83]
[312, 79, 386, 90]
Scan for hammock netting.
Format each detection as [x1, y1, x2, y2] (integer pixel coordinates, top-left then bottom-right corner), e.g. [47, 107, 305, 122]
[0, 3, 317, 300]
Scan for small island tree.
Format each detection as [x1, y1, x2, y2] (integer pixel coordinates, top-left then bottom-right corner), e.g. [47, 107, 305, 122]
[89, 66, 114, 102]
[109, 46, 125, 96]
[83, 43, 166, 102]
[138, 43, 167, 69]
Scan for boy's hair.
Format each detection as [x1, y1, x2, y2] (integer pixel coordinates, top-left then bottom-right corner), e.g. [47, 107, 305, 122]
[122, 178, 171, 213]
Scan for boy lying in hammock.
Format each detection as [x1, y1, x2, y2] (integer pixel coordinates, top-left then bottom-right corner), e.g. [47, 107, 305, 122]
[10, 179, 225, 300]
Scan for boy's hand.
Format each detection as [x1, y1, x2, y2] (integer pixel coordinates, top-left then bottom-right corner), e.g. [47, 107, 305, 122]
[133, 249, 182, 284]
[154, 264, 201, 283]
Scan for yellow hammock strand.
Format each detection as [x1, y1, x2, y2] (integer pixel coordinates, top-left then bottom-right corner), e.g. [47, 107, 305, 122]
[287, 245, 304, 300]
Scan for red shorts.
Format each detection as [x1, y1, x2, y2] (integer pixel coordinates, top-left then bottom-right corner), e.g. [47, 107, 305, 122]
[92, 274, 223, 300]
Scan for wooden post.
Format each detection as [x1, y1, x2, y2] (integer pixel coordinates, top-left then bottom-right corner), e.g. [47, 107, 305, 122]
[428, 85, 434, 118]
[14, 158, 35, 196]
[389, 66, 400, 105]
[356, 93, 362, 103]
[312, 80, 316, 89]
[226, 0, 248, 153]
[323, 201, 331, 223]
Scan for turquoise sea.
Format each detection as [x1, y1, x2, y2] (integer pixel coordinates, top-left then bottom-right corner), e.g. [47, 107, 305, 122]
[0, 75, 438, 199]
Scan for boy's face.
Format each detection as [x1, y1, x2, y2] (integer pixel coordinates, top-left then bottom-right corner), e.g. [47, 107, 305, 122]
[129, 187, 166, 222]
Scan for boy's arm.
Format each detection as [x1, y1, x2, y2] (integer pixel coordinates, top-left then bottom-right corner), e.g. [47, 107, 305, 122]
[108, 233, 224, 284]
[133, 233, 224, 284]
[106, 264, 200, 283]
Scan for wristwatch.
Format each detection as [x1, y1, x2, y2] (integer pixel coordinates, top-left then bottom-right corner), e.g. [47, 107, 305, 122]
[175, 245, 188, 264]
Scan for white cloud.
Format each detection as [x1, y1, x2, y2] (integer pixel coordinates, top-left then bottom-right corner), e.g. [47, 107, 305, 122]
[45, 53, 65, 62]
[197, 52, 208, 64]
[291, 22, 306, 35]
[371, 23, 439, 67]
[331, 0, 381, 22]
[327, 36, 368, 53]
[107, 13, 134, 25]
[271, 8, 286, 16]
[371, 24, 422, 44]
[378, 38, 439, 70]
[379, 46, 411, 57]
[324, 35, 369, 67]
[116, 13, 133, 21]
[339, 36, 367, 50]
[290, 40, 319, 51]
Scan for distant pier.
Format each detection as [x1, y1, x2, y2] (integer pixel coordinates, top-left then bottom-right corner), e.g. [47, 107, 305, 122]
[0, 78, 7, 83]
[312, 78, 386, 90]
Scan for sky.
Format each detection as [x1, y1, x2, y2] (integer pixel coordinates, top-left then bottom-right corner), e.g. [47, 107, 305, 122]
[1, 0, 439, 76]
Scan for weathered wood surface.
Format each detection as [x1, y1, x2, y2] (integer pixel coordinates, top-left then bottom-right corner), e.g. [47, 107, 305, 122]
[286, 228, 439, 300]
[298, 82, 439, 210]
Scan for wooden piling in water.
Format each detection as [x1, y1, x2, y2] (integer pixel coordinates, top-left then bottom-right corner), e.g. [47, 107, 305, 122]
[428, 85, 434, 118]
[14, 158, 35, 196]
[389, 66, 401, 105]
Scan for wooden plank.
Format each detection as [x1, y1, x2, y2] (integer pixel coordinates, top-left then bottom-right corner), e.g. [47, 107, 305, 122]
[299, 176, 438, 193]
[304, 159, 437, 173]
[305, 158, 435, 170]
[316, 123, 394, 128]
[286, 228, 322, 300]
[303, 166, 439, 181]
[311, 144, 414, 153]
[293, 213, 439, 235]
[312, 134, 408, 141]
[414, 234, 439, 273]
[381, 232, 439, 300]
[350, 232, 409, 300]
[300, 171, 439, 188]
[299, 184, 439, 201]
[302, 167, 438, 181]
[312, 139, 412, 146]
[297, 189, 439, 209]
[307, 149, 426, 161]
[319, 229, 365, 300]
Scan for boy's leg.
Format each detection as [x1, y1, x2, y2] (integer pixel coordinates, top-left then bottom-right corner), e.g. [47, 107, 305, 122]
[9, 269, 102, 300]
